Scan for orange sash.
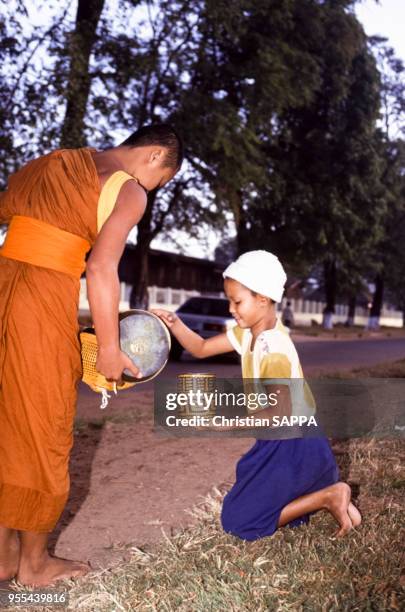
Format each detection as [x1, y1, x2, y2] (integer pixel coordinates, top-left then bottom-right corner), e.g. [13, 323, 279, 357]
[0, 215, 90, 279]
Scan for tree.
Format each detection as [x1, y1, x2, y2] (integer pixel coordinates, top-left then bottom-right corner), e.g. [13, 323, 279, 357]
[240, 2, 384, 328]
[0, 1, 75, 180]
[366, 39, 405, 329]
[370, 138, 405, 328]
[59, 0, 105, 148]
[90, 0, 227, 306]
[0, 0, 226, 307]
[177, 0, 328, 257]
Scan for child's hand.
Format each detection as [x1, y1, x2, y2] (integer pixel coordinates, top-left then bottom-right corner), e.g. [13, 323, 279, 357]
[150, 309, 178, 328]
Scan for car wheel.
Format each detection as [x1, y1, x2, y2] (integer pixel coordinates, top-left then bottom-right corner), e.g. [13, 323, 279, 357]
[170, 339, 183, 361]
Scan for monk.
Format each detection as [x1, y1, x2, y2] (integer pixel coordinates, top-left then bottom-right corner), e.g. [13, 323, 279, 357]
[0, 124, 183, 586]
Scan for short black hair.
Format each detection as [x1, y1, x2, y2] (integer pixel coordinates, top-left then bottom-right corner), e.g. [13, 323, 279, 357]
[120, 123, 183, 170]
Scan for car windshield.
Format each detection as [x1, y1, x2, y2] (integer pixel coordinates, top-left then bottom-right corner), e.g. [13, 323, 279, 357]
[178, 297, 230, 317]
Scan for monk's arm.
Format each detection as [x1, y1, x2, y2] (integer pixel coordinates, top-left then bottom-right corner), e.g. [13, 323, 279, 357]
[86, 181, 146, 354]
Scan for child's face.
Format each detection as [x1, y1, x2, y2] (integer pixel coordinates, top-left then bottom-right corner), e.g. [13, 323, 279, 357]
[224, 278, 272, 328]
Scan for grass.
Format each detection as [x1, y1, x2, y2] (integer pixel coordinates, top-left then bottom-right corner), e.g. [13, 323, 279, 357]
[292, 323, 405, 339]
[4, 360, 404, 611]
[324, 358, 405, 379]
[350, 358, 405, 378]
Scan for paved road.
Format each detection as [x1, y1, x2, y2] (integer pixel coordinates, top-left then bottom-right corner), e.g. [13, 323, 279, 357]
[77, 336, 405, 404]
[159, 336, 405, 378]
[295, 336, 405, 374]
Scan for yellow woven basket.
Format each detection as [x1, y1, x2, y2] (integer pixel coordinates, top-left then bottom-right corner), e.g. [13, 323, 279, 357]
[80, 330, 136, 393]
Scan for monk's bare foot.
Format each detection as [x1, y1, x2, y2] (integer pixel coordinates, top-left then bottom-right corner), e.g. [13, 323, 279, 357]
[324, 482, 353, 538]
[348, 502, 362, 528]
[0, 527, 19, 581]
[17, 554, 90, 587]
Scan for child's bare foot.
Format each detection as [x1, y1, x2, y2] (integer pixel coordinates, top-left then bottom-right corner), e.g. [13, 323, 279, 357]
[348, 502, 362, 528]
[324, 482, 353, 538]
[0, 527, 19, 581]
[17, 554, 90, 587]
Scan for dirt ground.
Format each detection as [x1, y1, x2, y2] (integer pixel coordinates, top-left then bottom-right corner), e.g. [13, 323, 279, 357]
[52, 385, 253, 570]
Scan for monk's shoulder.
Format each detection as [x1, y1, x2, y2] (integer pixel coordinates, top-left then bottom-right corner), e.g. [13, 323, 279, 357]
[116, 177, 146, 202]
[112, 179, 147, 221]
[48, 148, 100, 192]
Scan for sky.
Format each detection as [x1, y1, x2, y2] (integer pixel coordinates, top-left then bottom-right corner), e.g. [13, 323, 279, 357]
[355, 0, 405, 62]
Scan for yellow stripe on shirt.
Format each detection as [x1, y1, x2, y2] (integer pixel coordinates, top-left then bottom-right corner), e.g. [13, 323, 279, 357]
[260, 352, 292, 379]
[227, 324, 245, 354]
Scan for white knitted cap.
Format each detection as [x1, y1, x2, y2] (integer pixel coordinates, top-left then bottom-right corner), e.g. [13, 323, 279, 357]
[223, 250, 287, 302]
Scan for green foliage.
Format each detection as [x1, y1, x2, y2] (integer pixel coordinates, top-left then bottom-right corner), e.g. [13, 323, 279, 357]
[375, 138, 405, 312]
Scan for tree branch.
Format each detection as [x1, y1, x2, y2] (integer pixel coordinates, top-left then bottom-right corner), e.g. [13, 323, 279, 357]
[5, 1, 71, 112]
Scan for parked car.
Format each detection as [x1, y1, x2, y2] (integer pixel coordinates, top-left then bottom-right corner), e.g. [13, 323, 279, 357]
[170, 296, 235, 360]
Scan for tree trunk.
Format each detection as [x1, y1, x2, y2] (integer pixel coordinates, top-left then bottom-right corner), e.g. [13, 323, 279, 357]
[367, 275, 384, 330]
[129, 243, 150, 309]
[60, 0, 105, 148]
[237, 207, 250, 254]
[129, 192, 156, 309]
[322, 260, 336, 329]
[231, 190, 249, 255]
[345, 295, 356, 327]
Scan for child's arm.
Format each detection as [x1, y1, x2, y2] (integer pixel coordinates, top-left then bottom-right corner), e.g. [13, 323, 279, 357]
[151, 309, 234, 358]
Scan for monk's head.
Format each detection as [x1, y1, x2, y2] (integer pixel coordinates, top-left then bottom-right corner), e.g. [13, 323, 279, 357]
[119, 124, 183, 192]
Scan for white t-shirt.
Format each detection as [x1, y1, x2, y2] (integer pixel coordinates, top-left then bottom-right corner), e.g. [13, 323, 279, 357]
[227, 318, 316, 416]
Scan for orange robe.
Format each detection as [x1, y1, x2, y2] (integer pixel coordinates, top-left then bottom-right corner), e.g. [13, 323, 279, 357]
[0, 148, 100, 532]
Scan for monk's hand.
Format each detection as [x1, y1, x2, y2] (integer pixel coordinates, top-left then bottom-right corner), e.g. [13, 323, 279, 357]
[150, 309, 178, 328]
[96, 346, 143, 381]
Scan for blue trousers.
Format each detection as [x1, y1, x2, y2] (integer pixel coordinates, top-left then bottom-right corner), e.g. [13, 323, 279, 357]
[221, 437, 339, 541]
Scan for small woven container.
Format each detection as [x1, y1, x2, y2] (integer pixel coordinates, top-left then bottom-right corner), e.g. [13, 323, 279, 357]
[177, 373, 217, 418]
[80, 330, 135, 393]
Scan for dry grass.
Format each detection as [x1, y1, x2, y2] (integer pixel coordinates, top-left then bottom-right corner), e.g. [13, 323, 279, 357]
[350, 359, 405, 379]
[4, 360, 404, 611]
[292, 324, 405, 340]
[9, 437, 403, 611]
[324, 358, 405, 379]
